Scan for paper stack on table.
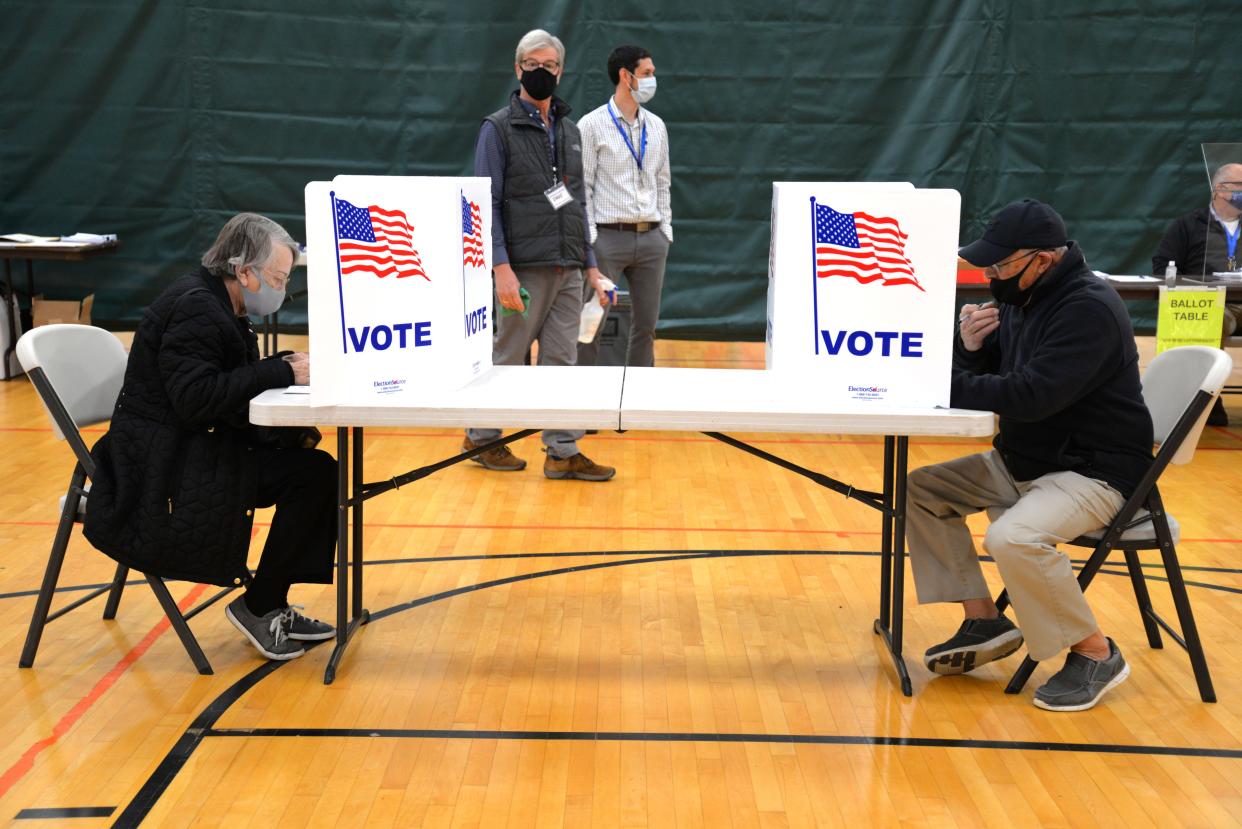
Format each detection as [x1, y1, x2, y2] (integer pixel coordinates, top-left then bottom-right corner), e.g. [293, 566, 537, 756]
[59, 232, 117, 244]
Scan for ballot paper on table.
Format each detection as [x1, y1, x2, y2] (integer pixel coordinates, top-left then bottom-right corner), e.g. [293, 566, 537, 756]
[304, 176, 494, 406]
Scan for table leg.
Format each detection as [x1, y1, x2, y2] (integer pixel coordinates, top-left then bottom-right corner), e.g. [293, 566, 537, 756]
[3, 259, 15, 381]
[873, 435, 912, 696]
[352, 427, 365, 620]
[325, 426, 371, 684]
[878, 436, 894, 629]
[325, 427, 351, 684]
[892, 437, 909, 659]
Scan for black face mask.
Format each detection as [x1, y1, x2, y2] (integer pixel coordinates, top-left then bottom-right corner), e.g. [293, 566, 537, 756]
[520, 67, 557, 101]
[987, 255, 1042, 306]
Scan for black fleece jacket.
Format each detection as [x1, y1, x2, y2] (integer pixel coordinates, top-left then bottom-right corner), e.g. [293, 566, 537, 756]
[951, 243, 1153, 497]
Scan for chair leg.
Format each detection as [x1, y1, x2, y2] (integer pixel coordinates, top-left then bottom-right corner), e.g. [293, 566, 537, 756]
[1004, 655, 1039, 694]
[146, 576, 213, 676]
[19, 467, 86, 668]
[994, 587, 1011, 615]
[102, 563, 128, 620]
[1122, 549, 1162, 649]
[1155, 546, 1215, 703]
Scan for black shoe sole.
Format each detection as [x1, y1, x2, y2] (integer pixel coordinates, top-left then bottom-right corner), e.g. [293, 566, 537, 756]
[288, 630, 336, 641]
[925, 629, 1024, 676]
[543, 467, 616, 481]
[467, 455, 527, 471]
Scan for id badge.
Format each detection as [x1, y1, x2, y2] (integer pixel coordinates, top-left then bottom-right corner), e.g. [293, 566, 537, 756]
[544, 181, 573, 210]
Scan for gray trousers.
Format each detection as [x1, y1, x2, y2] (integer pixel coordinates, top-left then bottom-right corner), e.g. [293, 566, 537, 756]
[578, 227, 670, 368]
[466, 265, 585, 459]
[906, 450, 1124, 661]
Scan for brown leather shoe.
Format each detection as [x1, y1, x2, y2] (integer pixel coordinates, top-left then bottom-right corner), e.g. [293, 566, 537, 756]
[543, 452, 616, 481]
[463, 437, 527, 471]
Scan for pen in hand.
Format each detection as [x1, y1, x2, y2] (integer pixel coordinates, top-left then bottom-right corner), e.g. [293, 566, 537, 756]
[960, 300, 995, 322]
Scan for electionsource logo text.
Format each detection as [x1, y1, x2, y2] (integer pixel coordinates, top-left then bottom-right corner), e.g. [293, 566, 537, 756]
[373, 378, 407, 395]
[847, 384, 888, 401]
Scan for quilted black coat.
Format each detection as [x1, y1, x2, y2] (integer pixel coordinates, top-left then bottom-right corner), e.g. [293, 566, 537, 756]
[83, 267, 295, 586]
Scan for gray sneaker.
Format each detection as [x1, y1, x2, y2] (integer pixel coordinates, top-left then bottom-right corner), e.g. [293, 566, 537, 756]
[225, 596, 306, 660]
[284, 604, 335, 641]
[1033, 638, 1130, 712]
[924, 615, 1024, 675]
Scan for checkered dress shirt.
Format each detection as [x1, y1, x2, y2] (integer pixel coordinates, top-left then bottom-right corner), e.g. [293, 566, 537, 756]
[578, 97, 673, 244]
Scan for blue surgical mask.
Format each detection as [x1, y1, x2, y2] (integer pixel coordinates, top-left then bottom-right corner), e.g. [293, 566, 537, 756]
[1229, 191, 1242, 210]
[241, 267, 286, 317]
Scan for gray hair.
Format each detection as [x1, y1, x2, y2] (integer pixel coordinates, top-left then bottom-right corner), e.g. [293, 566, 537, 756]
[515, 28, 565, 66]
[201, 213, 298, 278]
[1212, 162, 1242, 187]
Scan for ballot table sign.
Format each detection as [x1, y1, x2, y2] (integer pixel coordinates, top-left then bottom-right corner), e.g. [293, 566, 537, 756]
[1156, 286, 1226, 354]
[766, 182, 960, 407]
[304, 176, 493, 405]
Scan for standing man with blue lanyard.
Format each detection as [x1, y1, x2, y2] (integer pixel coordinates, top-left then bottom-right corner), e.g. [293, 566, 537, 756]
[464, 28, 616, 481]
[577, 45, 673, 368]
[1152, 161, 1242, 425]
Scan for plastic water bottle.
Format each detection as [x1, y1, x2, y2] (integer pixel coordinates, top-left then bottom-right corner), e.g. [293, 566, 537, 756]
[1165, 260, 1177, 288]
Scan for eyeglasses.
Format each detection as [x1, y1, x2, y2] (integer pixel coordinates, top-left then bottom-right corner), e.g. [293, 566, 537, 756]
[519, 58, 561, 73]
[256, 267, 291, 290]
[985, 250, 1040, 279]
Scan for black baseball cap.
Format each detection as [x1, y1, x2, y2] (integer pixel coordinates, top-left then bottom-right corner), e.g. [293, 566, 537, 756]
[958, 199, 1068, 267]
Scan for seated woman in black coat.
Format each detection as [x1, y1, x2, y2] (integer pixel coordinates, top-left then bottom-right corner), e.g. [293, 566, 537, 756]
[84, 213, 336, 660]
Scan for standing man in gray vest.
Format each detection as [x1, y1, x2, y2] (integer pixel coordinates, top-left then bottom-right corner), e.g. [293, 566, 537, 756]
[577, 44, 673, 368]
[463, 28, 616, 481]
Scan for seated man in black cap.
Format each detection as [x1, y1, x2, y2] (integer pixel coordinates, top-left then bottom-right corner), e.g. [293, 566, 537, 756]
[907, 199, 1154, 711]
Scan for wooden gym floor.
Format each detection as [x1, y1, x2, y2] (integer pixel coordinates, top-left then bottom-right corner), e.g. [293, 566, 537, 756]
[1, 337, 1241, 827]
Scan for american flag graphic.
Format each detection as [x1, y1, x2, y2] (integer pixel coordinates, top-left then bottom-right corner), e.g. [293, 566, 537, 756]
[814, 203, 922, 291]
[334, 197, 428, 281]
[461, 195, 484, 268]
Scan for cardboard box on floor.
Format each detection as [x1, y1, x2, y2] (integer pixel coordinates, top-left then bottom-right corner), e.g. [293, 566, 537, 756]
[33, 294, 93, 327]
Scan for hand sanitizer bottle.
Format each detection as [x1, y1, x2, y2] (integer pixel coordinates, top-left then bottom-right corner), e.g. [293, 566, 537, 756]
[1165, 260, 1177, 288]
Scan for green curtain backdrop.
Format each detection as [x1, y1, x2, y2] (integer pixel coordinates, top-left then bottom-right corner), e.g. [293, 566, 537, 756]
[2, 1, 1237, 337]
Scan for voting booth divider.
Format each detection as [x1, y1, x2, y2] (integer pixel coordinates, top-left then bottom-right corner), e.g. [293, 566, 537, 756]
[304, 176, 494, 406]
[303, 176, 961, 411]
[766, 182, 961, 408]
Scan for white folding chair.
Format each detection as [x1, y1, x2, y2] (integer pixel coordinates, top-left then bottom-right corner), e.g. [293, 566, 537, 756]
[994, 345, 1233, 702]
[16, 324, 230, 674]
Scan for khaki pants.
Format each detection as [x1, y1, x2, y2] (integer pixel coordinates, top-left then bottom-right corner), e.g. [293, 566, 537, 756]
[906, 450, 1124, 661]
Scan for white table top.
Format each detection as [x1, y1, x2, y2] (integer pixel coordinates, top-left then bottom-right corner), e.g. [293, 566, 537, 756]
[252, 365, 994, 438]
[250, 365, 625, 430]
[618, 368, 994, 435]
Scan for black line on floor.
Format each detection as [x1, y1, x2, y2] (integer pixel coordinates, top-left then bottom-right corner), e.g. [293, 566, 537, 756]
[15, 806, 115, 819]
[110, 548, 1242, 826]
[201, 726, 1242, 760]
[7, 551, 1239, 604]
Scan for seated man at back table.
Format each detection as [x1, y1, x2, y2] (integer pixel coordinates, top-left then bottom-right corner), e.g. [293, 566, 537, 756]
[909, 199, 1153, 712]
[1152, 161, 1242, 425]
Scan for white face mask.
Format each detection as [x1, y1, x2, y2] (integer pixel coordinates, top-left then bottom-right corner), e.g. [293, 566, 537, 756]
[241, 266, 287, 317]
[631, 75, 657, 104]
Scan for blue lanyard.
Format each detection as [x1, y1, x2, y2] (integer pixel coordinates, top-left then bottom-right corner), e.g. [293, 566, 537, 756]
[1223, 221, 1240, 268]
[606, 101, 647, 170]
